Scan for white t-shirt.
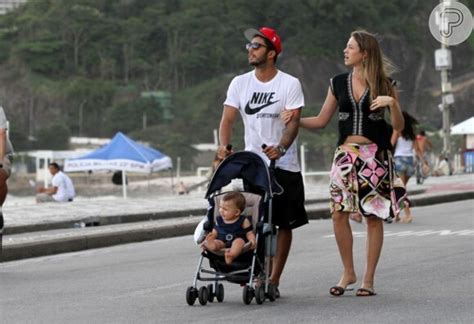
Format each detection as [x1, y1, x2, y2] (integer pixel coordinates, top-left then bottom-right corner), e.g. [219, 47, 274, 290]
[224, 70, 304, 172]
[394, 137, 414, 157]
[52, 171, 76, 202]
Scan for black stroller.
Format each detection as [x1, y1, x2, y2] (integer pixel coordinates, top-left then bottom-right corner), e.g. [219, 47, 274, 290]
[186, 151, 280, 305]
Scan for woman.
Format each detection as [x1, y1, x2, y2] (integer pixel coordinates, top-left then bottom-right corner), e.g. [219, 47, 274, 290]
[391, 111, 419, 223]
[281, 30, 406, 296]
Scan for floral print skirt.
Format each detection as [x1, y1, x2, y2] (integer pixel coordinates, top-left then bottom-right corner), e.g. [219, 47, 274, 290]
[329, 143, 408, 221]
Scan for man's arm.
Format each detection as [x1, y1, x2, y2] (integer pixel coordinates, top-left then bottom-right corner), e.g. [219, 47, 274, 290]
[39, 186, 58, 195]
[217, 106, 239, 160]
[279, 108, 301, 149]
[263, 108, 301, 160]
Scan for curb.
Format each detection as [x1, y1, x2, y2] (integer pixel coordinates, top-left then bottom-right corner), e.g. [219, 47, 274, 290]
[4, 189, 426, 235]
[1, 218, 199, 262]
[4, 208, 206, 235]
[1, 191, 472, 263]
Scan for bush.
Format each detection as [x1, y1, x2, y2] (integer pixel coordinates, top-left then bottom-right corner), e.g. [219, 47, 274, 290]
[36, 123, 71, 150]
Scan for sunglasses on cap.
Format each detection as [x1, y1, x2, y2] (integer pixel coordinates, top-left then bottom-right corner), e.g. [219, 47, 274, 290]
[246, 42, 267, 50]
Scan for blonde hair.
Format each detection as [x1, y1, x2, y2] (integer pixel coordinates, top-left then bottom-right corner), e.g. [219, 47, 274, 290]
[350, 30, 397, 99]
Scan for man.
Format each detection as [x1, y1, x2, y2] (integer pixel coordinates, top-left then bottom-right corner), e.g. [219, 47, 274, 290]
[36, 162, 76, 203]
[0, 106, 14, 253]
[217, 27, 308, 296]
[416, 130, 433, 158]
[415, 130, 433, 183]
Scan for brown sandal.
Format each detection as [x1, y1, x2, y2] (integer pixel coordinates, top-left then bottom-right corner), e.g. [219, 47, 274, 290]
[356, 288, 377, 296]
[329, 286, 354, 296]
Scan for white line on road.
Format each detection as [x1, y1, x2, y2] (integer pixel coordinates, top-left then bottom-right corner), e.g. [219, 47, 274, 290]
[323, 229, 474, 238]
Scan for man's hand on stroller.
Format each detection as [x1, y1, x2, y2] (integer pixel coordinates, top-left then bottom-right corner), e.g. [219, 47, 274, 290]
[216, 144, 233, 160]
[262, 144, 285, 160]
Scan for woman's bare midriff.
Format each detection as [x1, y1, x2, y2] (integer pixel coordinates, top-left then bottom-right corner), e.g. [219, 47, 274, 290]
[344, 135, 373, 145]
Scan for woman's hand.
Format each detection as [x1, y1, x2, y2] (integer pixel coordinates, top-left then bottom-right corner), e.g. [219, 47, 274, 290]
[280, 109, 294, 125]
[370, 95, 394, 110]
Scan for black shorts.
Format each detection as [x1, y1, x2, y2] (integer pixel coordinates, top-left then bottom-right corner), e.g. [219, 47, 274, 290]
[271, 168, 308, 230]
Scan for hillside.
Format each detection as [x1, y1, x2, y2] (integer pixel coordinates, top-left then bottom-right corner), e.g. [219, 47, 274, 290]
[0, 0, 472, 169]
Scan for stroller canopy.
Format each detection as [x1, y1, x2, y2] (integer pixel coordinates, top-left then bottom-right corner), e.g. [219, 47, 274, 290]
[205, 151, 272, 198]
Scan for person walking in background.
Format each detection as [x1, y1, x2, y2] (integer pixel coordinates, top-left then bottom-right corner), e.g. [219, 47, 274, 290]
[218, 26, 308, 296]
[281, 30, 407, 296]
[36, 162, 76, 203]
[415, 129, 433, 183]
[0, 106, 14, 253]
[416, 129, 433, 159]
[391, 111, 418, 223]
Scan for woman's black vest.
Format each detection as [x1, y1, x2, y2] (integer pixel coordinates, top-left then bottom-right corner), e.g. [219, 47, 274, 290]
[330, 72, 393, 150]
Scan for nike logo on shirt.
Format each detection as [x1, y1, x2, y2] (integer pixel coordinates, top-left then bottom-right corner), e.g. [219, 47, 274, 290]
[245, 100, 280, 114]
[244, 92, 279, 115]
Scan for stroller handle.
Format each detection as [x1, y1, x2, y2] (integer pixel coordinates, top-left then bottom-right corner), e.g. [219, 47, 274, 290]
[261, 144, 276, 169]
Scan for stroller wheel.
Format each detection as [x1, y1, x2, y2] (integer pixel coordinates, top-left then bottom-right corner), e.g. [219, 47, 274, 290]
[267, 283, 277, 302]
[186, 286, 197, 306]
[242, 286, 254, 305]
[255, 285, 266, 305]
[207, 284, 215, 303]
[198, 286, 209, 305]
[216, 284, 225, 302]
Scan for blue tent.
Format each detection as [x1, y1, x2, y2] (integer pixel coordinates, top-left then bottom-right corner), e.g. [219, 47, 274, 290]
[64, 132, 173, 198]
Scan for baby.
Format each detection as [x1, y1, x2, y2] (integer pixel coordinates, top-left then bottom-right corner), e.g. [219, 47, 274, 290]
[202, 191, 256, 265]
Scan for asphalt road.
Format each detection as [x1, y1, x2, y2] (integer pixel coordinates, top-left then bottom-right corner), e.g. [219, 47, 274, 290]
[1, 200, 473, 324]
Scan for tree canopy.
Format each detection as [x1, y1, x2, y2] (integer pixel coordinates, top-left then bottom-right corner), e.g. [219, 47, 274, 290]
[0, 0, 472, 169]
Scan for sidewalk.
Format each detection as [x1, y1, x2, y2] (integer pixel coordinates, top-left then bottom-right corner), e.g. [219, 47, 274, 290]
[2, 173, 473, 262]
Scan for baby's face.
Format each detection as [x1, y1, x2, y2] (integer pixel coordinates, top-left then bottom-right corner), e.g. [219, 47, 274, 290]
[219, 200, 241, 221]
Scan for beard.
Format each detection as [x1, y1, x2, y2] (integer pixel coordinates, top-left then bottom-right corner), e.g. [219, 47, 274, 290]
[249, 55, 268, 67]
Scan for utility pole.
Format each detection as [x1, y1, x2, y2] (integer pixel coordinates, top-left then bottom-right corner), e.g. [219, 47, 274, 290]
[434, 0, 455, 157]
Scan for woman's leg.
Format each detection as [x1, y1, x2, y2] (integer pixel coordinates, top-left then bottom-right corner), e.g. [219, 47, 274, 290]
[399, 174, 413, 223]
[331, 211, 357, 291]
[359, 216, 384, 294]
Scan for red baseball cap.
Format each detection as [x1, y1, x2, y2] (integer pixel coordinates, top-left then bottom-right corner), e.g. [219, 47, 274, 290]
[244, 27, 282, 54]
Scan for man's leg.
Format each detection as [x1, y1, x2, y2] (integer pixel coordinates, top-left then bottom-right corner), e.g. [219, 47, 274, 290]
[36, 193, 56, 203]
[269, 228, 292, 285]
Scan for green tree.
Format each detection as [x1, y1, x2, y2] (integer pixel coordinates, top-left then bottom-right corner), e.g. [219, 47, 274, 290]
[36, 123, 71, 150]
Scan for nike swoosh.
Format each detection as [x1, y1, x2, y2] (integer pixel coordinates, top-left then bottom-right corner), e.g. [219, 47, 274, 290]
[244, 100, 280, 115]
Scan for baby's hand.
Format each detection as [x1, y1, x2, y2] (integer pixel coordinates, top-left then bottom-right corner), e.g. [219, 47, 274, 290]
[200, 241, 208, 250]
[249, 239, 257, 250]
[280, 109, 294, 125]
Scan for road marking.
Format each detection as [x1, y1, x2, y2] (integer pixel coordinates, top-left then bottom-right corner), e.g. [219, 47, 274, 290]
[323, 229, 474, 238]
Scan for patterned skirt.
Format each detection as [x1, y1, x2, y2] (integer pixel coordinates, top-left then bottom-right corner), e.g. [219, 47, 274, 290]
[329, 143, 408, 221]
